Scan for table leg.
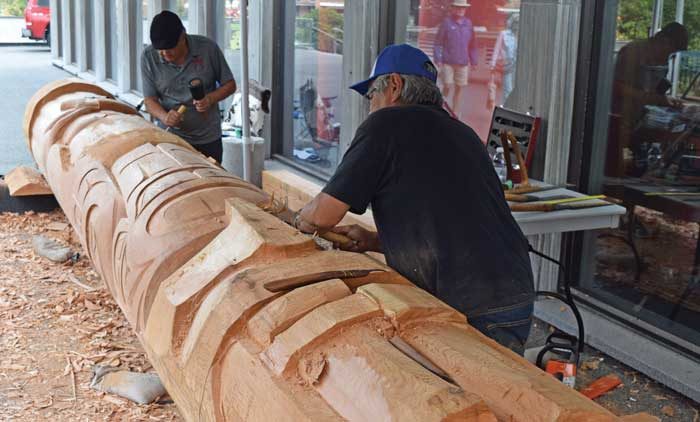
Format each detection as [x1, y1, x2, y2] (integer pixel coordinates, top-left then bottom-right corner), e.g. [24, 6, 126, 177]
[669, 224, 700, 320]
[625, 205, 643, 281]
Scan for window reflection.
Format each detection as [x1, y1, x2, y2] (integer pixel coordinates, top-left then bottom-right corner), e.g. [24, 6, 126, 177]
[290, 1, 344, 175]
[403, 0, 521, 143]
[166, 0, 189, 32]
[581, 0, 700, 346]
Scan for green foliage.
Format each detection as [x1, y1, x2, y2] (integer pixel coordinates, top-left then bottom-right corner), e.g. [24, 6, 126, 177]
[0, 0, 26, 17]
[295, 8, 344, 53]
[617, 0, 700, 50]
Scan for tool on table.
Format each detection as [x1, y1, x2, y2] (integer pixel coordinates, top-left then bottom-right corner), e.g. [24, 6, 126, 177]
[164, 104, 187, 132]
[257, 194, 357, 249]
[505, 183, 572, 195]
[500, 131, 529, 185]
[510, 195, 610, 212]
[505, 193, 573, 203]
[643, 191, 700, 197]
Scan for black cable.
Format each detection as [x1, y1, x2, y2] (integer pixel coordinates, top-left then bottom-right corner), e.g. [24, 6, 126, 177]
[529, 244, 585, 354]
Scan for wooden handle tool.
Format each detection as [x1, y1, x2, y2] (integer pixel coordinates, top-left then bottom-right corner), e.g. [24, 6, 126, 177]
[165, 105, 187, 133]
[507, 132, 529, 186]
[499, 131, 515, 181]
[257, 200, 356, 249]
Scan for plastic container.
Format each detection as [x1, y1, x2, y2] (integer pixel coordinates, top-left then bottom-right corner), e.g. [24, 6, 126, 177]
[493, 147, 508, 183]
[221, 134, 266, 187]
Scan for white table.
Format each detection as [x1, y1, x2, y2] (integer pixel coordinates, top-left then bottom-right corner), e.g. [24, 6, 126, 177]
[511, 184, 626, 236]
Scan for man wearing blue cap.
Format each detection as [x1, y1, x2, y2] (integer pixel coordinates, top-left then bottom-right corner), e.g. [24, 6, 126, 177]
[292, 44, 534, 354]
[141, 10, 236, 162]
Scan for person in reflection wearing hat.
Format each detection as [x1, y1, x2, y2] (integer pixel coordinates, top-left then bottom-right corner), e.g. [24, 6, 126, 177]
[433, 0, 479, 117]
[291, 44, 535, 355]
[140, 10, 236, 162]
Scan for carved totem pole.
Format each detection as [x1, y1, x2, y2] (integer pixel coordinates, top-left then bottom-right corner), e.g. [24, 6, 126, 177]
[23, 80, 650, 422]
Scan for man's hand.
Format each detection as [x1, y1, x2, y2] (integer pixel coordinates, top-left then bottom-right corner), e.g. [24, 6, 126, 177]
[331, 225, 381, 253]
[164, 109, 184, 128]
[193, 94, 213, 113]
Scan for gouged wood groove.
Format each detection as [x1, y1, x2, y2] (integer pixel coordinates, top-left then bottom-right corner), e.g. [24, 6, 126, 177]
[263, 294, 383, 375]
[401, 322, 620, 422]
[248, 279, 352, 347]
[26, 80, 650, 422]
[313, 325, 496, 422]
[237, 249, 387, 295]
[264, 269, 375, 292]
[217, 340, 345, 422]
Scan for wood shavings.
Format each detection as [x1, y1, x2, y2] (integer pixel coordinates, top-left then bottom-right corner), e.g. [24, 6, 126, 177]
[66, 356, 77, 405]
[297, 352, 326, 386]
[0, 210, 182, 421]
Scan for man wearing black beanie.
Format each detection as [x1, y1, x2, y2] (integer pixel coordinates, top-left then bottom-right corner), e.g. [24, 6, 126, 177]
[141, 10, 236, 162]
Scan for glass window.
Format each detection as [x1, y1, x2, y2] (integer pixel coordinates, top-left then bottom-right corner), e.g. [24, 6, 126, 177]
[286, 1, 345, 176]
[578, 0, 700, 347]
[222, 0, 242, 83]
[400, 0, 521, 143]
[142, 0, 151, 49]
[167, 0, 189, 33]
[38, 0, 50, 6]
[86, 0, 94, 71]
[106, 0, 118, 81]
[134, 1, 148, 93]
[69, 0, 77, 64]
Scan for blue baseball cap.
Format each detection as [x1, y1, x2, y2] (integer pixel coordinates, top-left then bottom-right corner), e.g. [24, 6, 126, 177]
[349, 44, 438, 96]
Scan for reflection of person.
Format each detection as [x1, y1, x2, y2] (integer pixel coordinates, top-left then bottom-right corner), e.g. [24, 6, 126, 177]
[490, 14, 519, 104]
[141, 11, 237, 163]
[433, 0, 479, 115]
[291, 44, 535, 355]
[607, 22, 688, 177]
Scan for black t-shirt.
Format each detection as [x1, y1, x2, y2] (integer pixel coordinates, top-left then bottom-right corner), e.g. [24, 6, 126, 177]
[323, 105, 534, 317]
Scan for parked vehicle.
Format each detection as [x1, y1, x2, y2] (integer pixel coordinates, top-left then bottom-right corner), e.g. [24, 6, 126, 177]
[21, 0, 51, 45]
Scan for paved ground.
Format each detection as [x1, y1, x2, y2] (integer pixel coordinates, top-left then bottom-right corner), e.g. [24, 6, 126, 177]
[0, 45, 69, 176]
[527, 319, 699, 420]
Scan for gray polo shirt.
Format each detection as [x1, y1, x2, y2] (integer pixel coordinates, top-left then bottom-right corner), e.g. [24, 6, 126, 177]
[141, 34, 234, 145]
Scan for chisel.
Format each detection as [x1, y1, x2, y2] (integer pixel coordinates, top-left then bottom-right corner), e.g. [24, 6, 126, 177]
[164, 104, 187, 132]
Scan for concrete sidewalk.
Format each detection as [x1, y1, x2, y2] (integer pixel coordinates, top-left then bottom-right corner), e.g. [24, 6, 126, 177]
[0, 45, 71, 175]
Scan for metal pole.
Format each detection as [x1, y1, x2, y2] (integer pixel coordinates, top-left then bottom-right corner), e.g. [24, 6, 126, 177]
[651, 0, 664, 36]
[676, 0, 685, 23]
[240, 0, 253, 182]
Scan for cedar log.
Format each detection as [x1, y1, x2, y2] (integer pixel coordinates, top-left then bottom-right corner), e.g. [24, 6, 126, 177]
[23, 80, 655, 422]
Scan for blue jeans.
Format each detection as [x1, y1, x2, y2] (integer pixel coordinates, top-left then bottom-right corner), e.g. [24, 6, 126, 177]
[469, 301, 534, 355]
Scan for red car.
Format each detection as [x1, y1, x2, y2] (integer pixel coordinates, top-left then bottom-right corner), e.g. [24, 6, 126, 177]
[21, 0, 51, 45]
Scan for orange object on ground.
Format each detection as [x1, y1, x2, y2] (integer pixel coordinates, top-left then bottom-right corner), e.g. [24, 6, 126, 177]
[545, 359, 577, 388]
[581, 374, 623, 400]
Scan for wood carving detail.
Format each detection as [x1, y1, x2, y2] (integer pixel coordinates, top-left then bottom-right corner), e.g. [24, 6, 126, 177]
[23, 80, 652, 422]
